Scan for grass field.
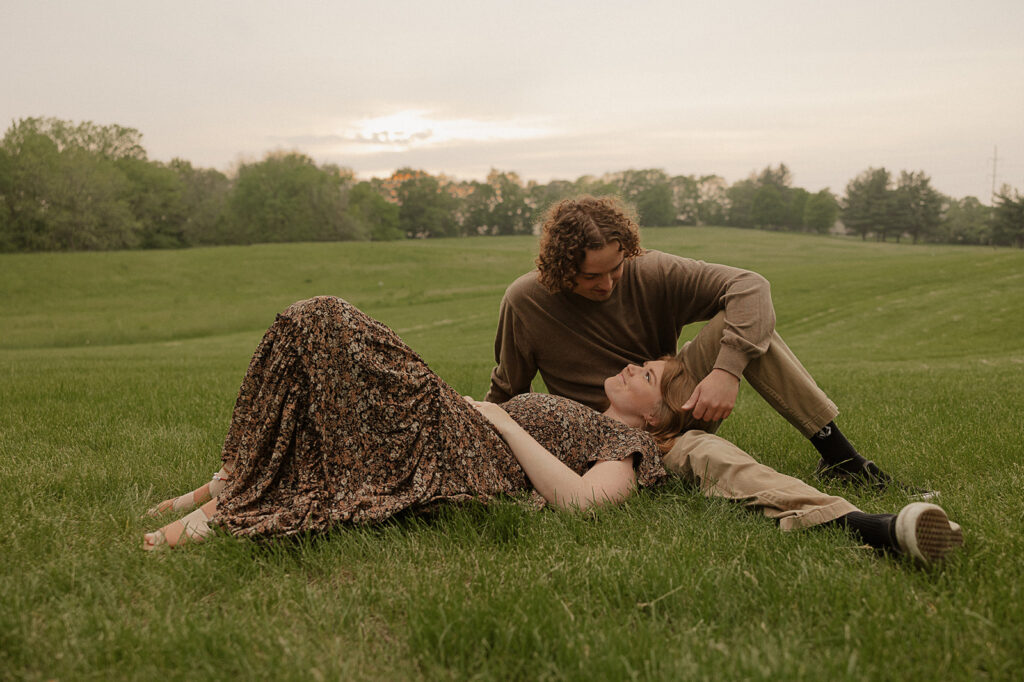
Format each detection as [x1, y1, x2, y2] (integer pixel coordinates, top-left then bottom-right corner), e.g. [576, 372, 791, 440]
[1, 228, 1022, 681]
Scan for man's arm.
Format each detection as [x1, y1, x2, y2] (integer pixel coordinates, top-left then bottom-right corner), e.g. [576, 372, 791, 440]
[703, 266, 775, 379]
[657, 254, 776, 376]
[657, 253, 777, 419]
[692, 265, 773, 419]
[483, 296, 537, 403]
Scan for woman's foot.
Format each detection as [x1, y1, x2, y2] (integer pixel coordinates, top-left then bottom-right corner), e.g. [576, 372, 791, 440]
[146, 468, 230, 517]
[143, 499, 218, 550]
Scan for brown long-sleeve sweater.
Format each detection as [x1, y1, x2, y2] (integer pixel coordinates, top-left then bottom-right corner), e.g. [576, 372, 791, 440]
[484, 249, 776, 411]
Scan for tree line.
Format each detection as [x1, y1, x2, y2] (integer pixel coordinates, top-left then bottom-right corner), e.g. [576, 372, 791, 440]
[1, 117, 1021, 252]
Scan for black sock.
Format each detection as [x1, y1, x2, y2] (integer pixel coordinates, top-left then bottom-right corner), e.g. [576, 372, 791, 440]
[810, 421, 867, 471]
[829, 511, 897, 550]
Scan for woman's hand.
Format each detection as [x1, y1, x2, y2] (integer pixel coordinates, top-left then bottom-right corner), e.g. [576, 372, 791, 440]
[464, 397, 518, 436]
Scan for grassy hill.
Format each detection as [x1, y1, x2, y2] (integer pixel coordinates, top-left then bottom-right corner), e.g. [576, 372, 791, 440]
[1, 229, 1022, 680]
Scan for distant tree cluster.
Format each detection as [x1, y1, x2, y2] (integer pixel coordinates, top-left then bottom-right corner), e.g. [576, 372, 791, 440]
[840, 167, 1022, 246]
[0, 118, 369, 251]
[1, 117, 1021, 252]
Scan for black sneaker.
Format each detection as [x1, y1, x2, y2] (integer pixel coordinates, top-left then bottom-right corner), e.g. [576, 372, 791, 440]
[815, 458, 940, 501]
[894, 502, 964, 563]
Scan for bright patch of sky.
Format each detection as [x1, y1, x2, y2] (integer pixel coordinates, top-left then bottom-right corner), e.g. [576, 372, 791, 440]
[2, 0, 1022, 199]
[285, 110, 555, 155]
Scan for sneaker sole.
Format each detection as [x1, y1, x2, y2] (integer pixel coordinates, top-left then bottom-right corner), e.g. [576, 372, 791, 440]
[895, 502, 964, 563]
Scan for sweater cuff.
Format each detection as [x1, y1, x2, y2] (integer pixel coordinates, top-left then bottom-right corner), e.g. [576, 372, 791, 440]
[713, 345, 750, 379]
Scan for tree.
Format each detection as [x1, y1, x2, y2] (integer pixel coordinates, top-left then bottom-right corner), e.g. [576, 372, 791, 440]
[117, 157, 188, 248]
[991, 185, 1024, 248]
[463, 181, 496, 234]
[726, 177, 758, 228]
[348, 181, 401, 240]
[696, 175, 728, 226]
[227, 152, 357, 244]
[1, 125, 137, 251]
[394, 169, 459, 238]
[2, 117, 146, 160]
[611, 169, 674, 226]
[573, 174, 619, 198]
[785, 187, 810, 231]
[526, 179, 576, 224]
[0, 145, 14, 251]
[756, 163, 793, 191]
[751, 184, 787, 229]
[803, 189, 839, 233]
[39, 146, 138, 250]
[635, 183, 675, 226]
[890, 171, 943, 243]
[939, 196, 990, 245]
[169, 159, 231, 245]
[486, 169, 531, 235]
[669, 175, 700, 225]
[725, 164, 819, 232]
[752, 164, 811, 230]
[842, 167, 892, 240]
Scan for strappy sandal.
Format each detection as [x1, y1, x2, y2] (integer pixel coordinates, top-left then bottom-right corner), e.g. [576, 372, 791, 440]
[146, 468, 231, 517]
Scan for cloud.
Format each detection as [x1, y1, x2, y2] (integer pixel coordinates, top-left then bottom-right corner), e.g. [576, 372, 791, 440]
[278, 110, 555, 157]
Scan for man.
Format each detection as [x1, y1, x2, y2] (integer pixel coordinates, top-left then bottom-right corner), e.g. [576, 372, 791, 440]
[485, 195, 932, 498]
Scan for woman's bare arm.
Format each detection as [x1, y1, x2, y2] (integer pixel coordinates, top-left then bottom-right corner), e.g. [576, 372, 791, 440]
[467, 398, 637, 510]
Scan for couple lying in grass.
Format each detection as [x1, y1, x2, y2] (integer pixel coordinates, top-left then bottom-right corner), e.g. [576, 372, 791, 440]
[144, 196, 962, 564]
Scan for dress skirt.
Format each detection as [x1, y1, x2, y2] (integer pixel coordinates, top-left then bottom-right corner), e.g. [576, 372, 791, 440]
[213, 297, 526, 537]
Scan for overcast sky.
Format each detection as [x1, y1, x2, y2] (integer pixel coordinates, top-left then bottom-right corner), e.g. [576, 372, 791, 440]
[3, 0, 1022, 200]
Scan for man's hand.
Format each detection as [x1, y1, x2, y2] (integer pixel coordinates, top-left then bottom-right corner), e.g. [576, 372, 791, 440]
[680, 369, 740, 422]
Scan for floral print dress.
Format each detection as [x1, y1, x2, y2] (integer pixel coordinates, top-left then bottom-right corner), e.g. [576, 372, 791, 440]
[214, 297, 665, 538]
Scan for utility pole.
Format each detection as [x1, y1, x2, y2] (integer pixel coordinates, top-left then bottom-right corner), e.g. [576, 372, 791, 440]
[990, 145, 998, 203]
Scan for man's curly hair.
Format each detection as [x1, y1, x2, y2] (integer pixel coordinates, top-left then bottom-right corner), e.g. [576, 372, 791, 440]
[536, 196, 642, 293]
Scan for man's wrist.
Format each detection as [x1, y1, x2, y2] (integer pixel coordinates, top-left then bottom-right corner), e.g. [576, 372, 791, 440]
[712, 345, 748, 379]
[710, 368, 741, 383]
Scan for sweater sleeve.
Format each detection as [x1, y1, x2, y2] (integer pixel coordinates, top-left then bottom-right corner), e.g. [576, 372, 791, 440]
[712, 265, 775, 377]
[484, 293, 537, 403]
[659, 253, 777, 378]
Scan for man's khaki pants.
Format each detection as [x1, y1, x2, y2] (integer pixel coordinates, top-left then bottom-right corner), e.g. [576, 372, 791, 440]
[663, 313, 858, 530]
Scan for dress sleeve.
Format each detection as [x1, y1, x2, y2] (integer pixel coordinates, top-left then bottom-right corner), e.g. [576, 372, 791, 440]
[484, 293, 537, 403]
[590, 425, 667, 489]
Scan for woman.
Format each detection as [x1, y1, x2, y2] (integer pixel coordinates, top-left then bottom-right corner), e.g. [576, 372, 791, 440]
[144, 296, 668, 549]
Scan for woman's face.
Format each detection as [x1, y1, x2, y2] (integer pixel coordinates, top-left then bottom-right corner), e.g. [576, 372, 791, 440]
[604, 360, 666, 426]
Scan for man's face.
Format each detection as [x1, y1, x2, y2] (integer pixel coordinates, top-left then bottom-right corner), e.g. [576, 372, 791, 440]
[572, 242, 625, 301]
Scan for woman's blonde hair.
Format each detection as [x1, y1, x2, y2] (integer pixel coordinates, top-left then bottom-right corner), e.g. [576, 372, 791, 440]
[645, 355, 697, 453]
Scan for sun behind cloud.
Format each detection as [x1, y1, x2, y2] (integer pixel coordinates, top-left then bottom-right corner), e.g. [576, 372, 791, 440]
[338, 110, 552, 154]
